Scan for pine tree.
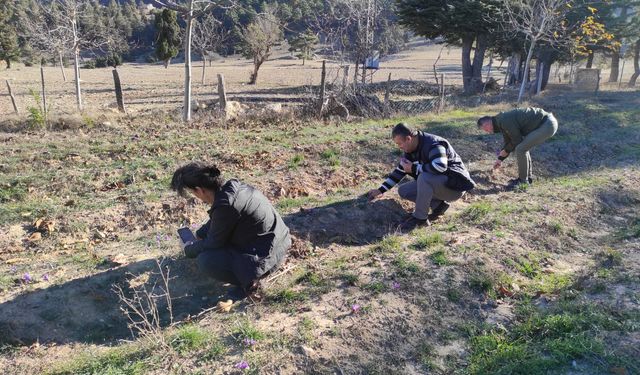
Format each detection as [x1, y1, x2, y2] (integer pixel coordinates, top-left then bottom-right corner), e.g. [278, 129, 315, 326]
[396, 0, 500, 94]
[288, 29, 317, 65]
[0, 2, 20, 68]
[154, 9, 181, 68]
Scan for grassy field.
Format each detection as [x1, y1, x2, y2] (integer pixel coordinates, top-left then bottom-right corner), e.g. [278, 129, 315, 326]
[0, 84, 639, 374]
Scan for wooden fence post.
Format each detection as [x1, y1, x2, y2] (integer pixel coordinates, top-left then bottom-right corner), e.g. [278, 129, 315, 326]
[217, 73, 227, 117]
[40, 66, 48, 124]
[112, 68, 126, 113]
[318, 60, 326, 117]
[342, 65, 350, 89]
[383, 73, 392, 118]
[6, 80, 19, 114]
[439, 74, 445, 113]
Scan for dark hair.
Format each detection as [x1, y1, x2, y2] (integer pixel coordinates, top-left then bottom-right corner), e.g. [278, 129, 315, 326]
[391, 122, 416, 138]
[477, 116, 492, 127]
[171, 162, 224, 197]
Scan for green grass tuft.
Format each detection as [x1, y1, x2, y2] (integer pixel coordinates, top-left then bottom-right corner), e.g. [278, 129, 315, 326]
[371, 235, 403, 253]
[412, 232, 444, 250]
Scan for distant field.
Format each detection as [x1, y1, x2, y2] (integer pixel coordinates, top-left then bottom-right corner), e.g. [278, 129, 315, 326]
[1, 41, 633, 118]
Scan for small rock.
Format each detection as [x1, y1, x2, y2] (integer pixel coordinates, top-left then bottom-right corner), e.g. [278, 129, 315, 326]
[27, 232, 42, 242]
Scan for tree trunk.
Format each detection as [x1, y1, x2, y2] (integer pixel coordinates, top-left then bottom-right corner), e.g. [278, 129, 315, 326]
[182, 1, 194, 122]
[507, 52, 521, 85]
[609, 49, 620, 82]
[164, 58, 170, 68]
[461, 35, 473, 94]
[71, 11, 83, 111]
[73, 48, 82, 111]
[628, 39, 640, 87]
[518, 39, 537, 104]
[250, 57, 263, 84]
[58, 51, 67, 82]
[5, 59, 11, 69]
[537, 50, 555, 91]
[586, 50, 594, 68]
[470, 34, 487, 93]
[541, 59, 552, 90]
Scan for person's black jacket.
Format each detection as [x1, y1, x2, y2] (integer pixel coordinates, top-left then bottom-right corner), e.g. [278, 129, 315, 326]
[185, 179, 291, 286]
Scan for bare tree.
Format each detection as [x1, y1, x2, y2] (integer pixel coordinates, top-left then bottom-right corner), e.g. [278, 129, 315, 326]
[21, 1, 87, 108]
[20, 0, 124, 111]
[19, 3, 72, 82]
[309, 0, 381, 85]
[501, 0, 571, 103]
[153, 0, 230, 122]
[192, 12, 229, 84]
[240, 6, 283, 85]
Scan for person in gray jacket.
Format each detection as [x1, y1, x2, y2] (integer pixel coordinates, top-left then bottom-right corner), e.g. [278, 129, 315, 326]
[367, 123, 475, 232]
[171, 163, 291, 297]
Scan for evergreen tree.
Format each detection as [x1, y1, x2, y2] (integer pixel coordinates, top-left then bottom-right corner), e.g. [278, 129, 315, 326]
[396, 0, 500, 94]
[154, 8, 181, 68]
[288, 29, 317, 65]
[0, 2, 20, 68]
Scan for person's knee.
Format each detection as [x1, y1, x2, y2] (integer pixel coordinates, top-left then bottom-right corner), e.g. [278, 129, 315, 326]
[398, 186, 409, 199]
[515, 143, 528, 155]
[196, 253, 214, 276]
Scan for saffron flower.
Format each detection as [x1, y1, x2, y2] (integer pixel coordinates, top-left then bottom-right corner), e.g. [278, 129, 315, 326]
[243, 338, 257, 346]
[392, 281, 400, 290]
[22, 273, 32, 283]
[351, 304, 361, 314]
[234, 360, 249, 370]
[42, 273, 49, 282]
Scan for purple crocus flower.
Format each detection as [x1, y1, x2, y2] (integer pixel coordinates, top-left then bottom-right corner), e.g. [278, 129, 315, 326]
[191, 223, 198, 229]
[155, 234, 161, 245]
[351, 304, 361, 314]
[10, 266, 17, 273]
[392, 281, 400, 290]
[234, 360, 249, 370]
[22, 273, 32, 283]
[243, 338, 257, 346]
[164, 234, 171, 241]
[42, 273, 49, 281]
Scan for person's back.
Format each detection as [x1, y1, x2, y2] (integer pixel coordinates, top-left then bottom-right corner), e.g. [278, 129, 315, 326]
[214, 179, 290, 260]
[495, 107, 550, 137]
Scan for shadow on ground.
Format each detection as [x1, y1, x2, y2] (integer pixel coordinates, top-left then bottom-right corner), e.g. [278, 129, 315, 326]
[0, 257, 228, 346]
[0, 197, 407, 346]
[284, 197, 408, 246]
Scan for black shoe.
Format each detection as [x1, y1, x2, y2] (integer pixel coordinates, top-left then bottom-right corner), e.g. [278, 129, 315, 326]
[244, 280, 264, 303]
[398, 216, 430, 233]
[527, 177, 533, 184]
[428, 201, 450, 221]
[506, 178, 530, 190]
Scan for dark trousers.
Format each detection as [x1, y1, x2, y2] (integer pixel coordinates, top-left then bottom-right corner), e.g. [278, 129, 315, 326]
[196, 248, 243, 286]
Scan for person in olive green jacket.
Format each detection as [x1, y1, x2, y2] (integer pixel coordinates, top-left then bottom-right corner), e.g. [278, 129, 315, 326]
[477, 107, 558, 189]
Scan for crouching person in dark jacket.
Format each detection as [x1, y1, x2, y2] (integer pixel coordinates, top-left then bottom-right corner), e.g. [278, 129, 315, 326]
[171, 162, 291, 298]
